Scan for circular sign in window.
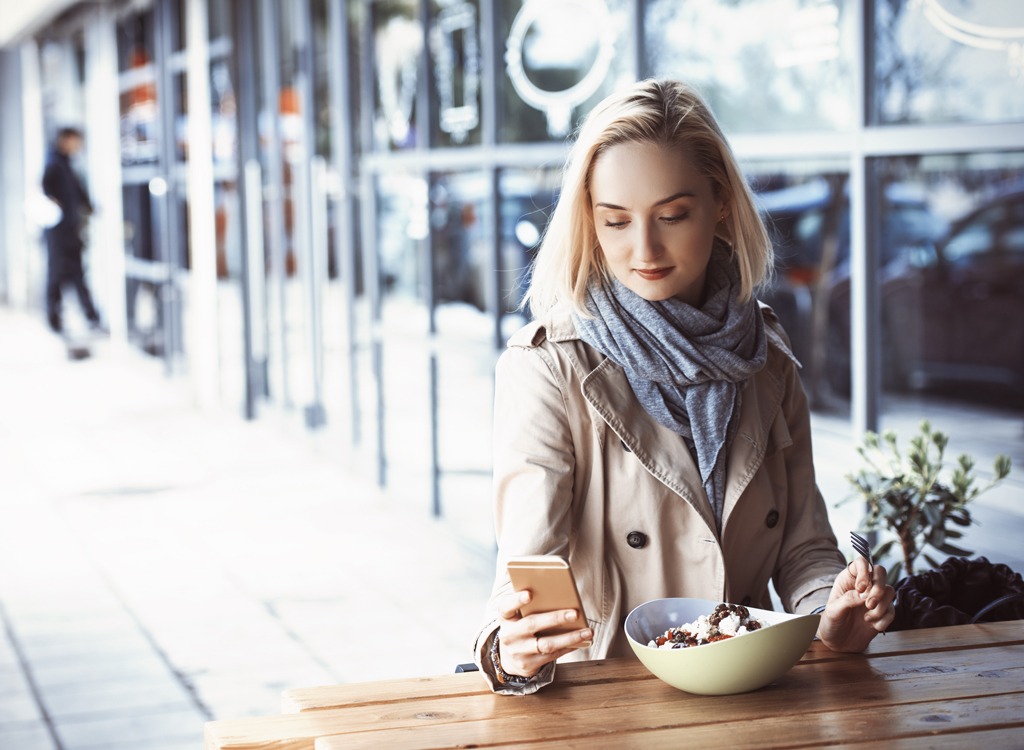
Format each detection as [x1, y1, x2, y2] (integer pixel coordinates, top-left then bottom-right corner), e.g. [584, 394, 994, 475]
[505, 0, 616, 137]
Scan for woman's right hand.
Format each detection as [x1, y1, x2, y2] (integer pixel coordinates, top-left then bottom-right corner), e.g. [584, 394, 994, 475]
[496, 590, 593, 678]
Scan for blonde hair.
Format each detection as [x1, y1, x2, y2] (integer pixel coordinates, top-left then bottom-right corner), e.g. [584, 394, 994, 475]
[523, 78, 772, 317]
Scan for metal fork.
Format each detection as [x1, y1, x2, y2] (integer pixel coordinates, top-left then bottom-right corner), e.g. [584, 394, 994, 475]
[850, 531, 874, 574]
[850, 531, 886, 635]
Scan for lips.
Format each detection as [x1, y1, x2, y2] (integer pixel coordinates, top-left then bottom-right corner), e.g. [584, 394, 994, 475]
[634, 268, 672, 281]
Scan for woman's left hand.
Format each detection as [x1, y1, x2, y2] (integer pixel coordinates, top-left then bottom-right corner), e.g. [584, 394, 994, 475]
[816, 557, 896, 653]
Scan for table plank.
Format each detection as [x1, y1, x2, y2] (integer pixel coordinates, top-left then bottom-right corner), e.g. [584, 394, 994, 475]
[801, 620, 1024, 662]
[282, 659, 650, 713]
[830, 726, 1024, 750]
[282, 621, 1024, 713]
[311, 693, 1024, 750]
[206, 645, 1024, 750]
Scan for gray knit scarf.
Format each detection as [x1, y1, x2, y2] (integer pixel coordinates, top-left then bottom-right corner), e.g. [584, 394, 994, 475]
[573, 243, 767, 527]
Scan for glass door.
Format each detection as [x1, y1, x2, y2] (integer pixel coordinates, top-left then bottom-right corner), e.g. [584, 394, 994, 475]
[238, 0, 363, 434]
[117, 4, 180, 366]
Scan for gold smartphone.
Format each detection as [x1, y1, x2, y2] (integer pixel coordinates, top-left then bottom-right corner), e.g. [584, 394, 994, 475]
[506, 555, 588, 636]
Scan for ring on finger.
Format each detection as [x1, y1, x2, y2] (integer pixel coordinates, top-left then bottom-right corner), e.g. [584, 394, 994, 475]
[534, 636, 541, 656]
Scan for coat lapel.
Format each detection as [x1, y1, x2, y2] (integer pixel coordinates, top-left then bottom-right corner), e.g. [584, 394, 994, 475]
[579, 359, 718, 533]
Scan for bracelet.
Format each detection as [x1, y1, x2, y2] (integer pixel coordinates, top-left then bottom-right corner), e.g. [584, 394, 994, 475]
[810, 604, 827, 615]
[489, 631, 531, 686]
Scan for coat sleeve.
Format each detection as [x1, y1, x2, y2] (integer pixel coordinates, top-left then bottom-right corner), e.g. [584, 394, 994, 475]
[491, 342, 578, 562]
[42, 162, 60, 203]
[770, 343, 846, 613]
[473, 339, 579, 693]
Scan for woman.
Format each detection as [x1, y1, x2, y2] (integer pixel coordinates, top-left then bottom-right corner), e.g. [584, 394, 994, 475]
[474, 79, 895, 694]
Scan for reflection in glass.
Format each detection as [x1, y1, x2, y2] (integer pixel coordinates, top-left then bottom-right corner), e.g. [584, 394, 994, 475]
[372, 1, 422, 150]
[872, 155, 1024, 403]
[373, 171, 434, 507]
[117, 12, 159, 166]
[645, 0, 854, 133]
[499, 168, 560, 315]
[430, 172, 487, 310]
[122, 184, 164, 356]
[497, 0, 635, 143]
[874, 2, 1024, 125]
[751, 165, 848, 406]
[430, 0, 482, 147]
[378, 172, 430, 307]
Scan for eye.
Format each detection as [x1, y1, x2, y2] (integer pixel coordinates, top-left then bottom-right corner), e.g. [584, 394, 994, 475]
[661, 213, 688, 224]
[603, 219, 629, 229]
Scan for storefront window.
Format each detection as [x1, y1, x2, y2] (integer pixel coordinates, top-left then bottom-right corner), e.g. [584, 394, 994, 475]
[377, 171, 430, 311]
[498, 167, 560, 315]
[372, 0, 422, 151]
[646, 0, 855, 133]
[117, 11, 159, 166]
[430, 171, 488, 311]
[208, 0, 232, 42]
[429, 0, 483, 148]
[749, 161, 850, 407]
[873, 154, 1024, 405]
[873, 2, 1024, 125]
[497, 0, 635, 143]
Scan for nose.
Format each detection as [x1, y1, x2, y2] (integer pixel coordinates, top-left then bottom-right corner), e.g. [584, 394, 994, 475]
[634, 219, 662, 262]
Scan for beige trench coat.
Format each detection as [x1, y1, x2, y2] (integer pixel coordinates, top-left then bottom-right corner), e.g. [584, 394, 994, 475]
[474, 304, 846, 693]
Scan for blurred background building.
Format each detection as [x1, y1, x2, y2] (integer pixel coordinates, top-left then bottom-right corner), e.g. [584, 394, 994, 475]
[1, 0, 1022, 556]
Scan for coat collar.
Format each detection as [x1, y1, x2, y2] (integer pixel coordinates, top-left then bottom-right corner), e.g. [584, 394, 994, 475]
[522, 304, 790, 535]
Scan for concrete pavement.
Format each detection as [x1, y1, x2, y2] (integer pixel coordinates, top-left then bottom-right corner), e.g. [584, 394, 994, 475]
[0, 308, 494, 749]
[1, 305, 1021, 749]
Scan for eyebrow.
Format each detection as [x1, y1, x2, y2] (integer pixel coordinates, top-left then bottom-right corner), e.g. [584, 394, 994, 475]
[593, 191, 696, 210]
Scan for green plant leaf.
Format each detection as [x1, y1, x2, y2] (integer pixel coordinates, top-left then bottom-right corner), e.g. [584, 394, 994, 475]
[844, 421, 1011, 581]
[948, 509, 973, 527]
[995, 454, 1012, 479]
[936, 541, 973, 557]
[887, 561, 902, 585]
[875, 539, 897, 559]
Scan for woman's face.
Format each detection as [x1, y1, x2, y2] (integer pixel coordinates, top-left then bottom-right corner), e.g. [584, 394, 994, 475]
[590, 140, 725, 307]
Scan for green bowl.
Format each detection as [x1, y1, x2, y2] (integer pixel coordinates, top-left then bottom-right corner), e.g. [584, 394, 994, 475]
[624, 597, 820, 695]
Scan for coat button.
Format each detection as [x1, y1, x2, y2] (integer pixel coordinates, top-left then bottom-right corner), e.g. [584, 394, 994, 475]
[765, 509, 780, 528]
[626, 531, 647, 549]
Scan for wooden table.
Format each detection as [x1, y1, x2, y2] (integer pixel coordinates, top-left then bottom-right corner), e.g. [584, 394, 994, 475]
[205, 621, 1024, 749]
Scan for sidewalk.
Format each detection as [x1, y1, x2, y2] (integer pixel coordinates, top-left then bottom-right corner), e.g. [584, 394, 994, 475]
[1, 306, 1022, 750]
[0, 309, 494, 750]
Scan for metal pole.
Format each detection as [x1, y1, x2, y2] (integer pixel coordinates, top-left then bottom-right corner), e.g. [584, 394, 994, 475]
[293, 0, 326, 429]
[479, 0, 503, 352]
[419, 0, 443, 517]
[307, 155, 328, 428]
[360, 4, 386, 487]
[851, 0, 879, 437]
[233, 0, 260, 420]
[258, 0, 290, 408]
[243, 159, 268, 412]
[155, 0, 179, 376]
[185, 0, 220, 409]
[327, 0, 362, 448]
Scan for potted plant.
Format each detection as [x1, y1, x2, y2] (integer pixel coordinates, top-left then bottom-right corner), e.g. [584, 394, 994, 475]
[843, 420, 1012, 584]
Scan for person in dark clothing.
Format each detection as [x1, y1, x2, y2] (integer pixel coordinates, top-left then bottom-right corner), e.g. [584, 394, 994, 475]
[42, 126, 103, 334]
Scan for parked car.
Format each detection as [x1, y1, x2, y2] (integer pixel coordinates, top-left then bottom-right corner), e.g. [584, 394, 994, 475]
[756, 177, 949, 397]
[827, 184, 1024, 399]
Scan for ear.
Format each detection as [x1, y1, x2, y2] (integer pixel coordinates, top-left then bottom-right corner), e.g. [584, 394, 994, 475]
[718, 198, 730, 223]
